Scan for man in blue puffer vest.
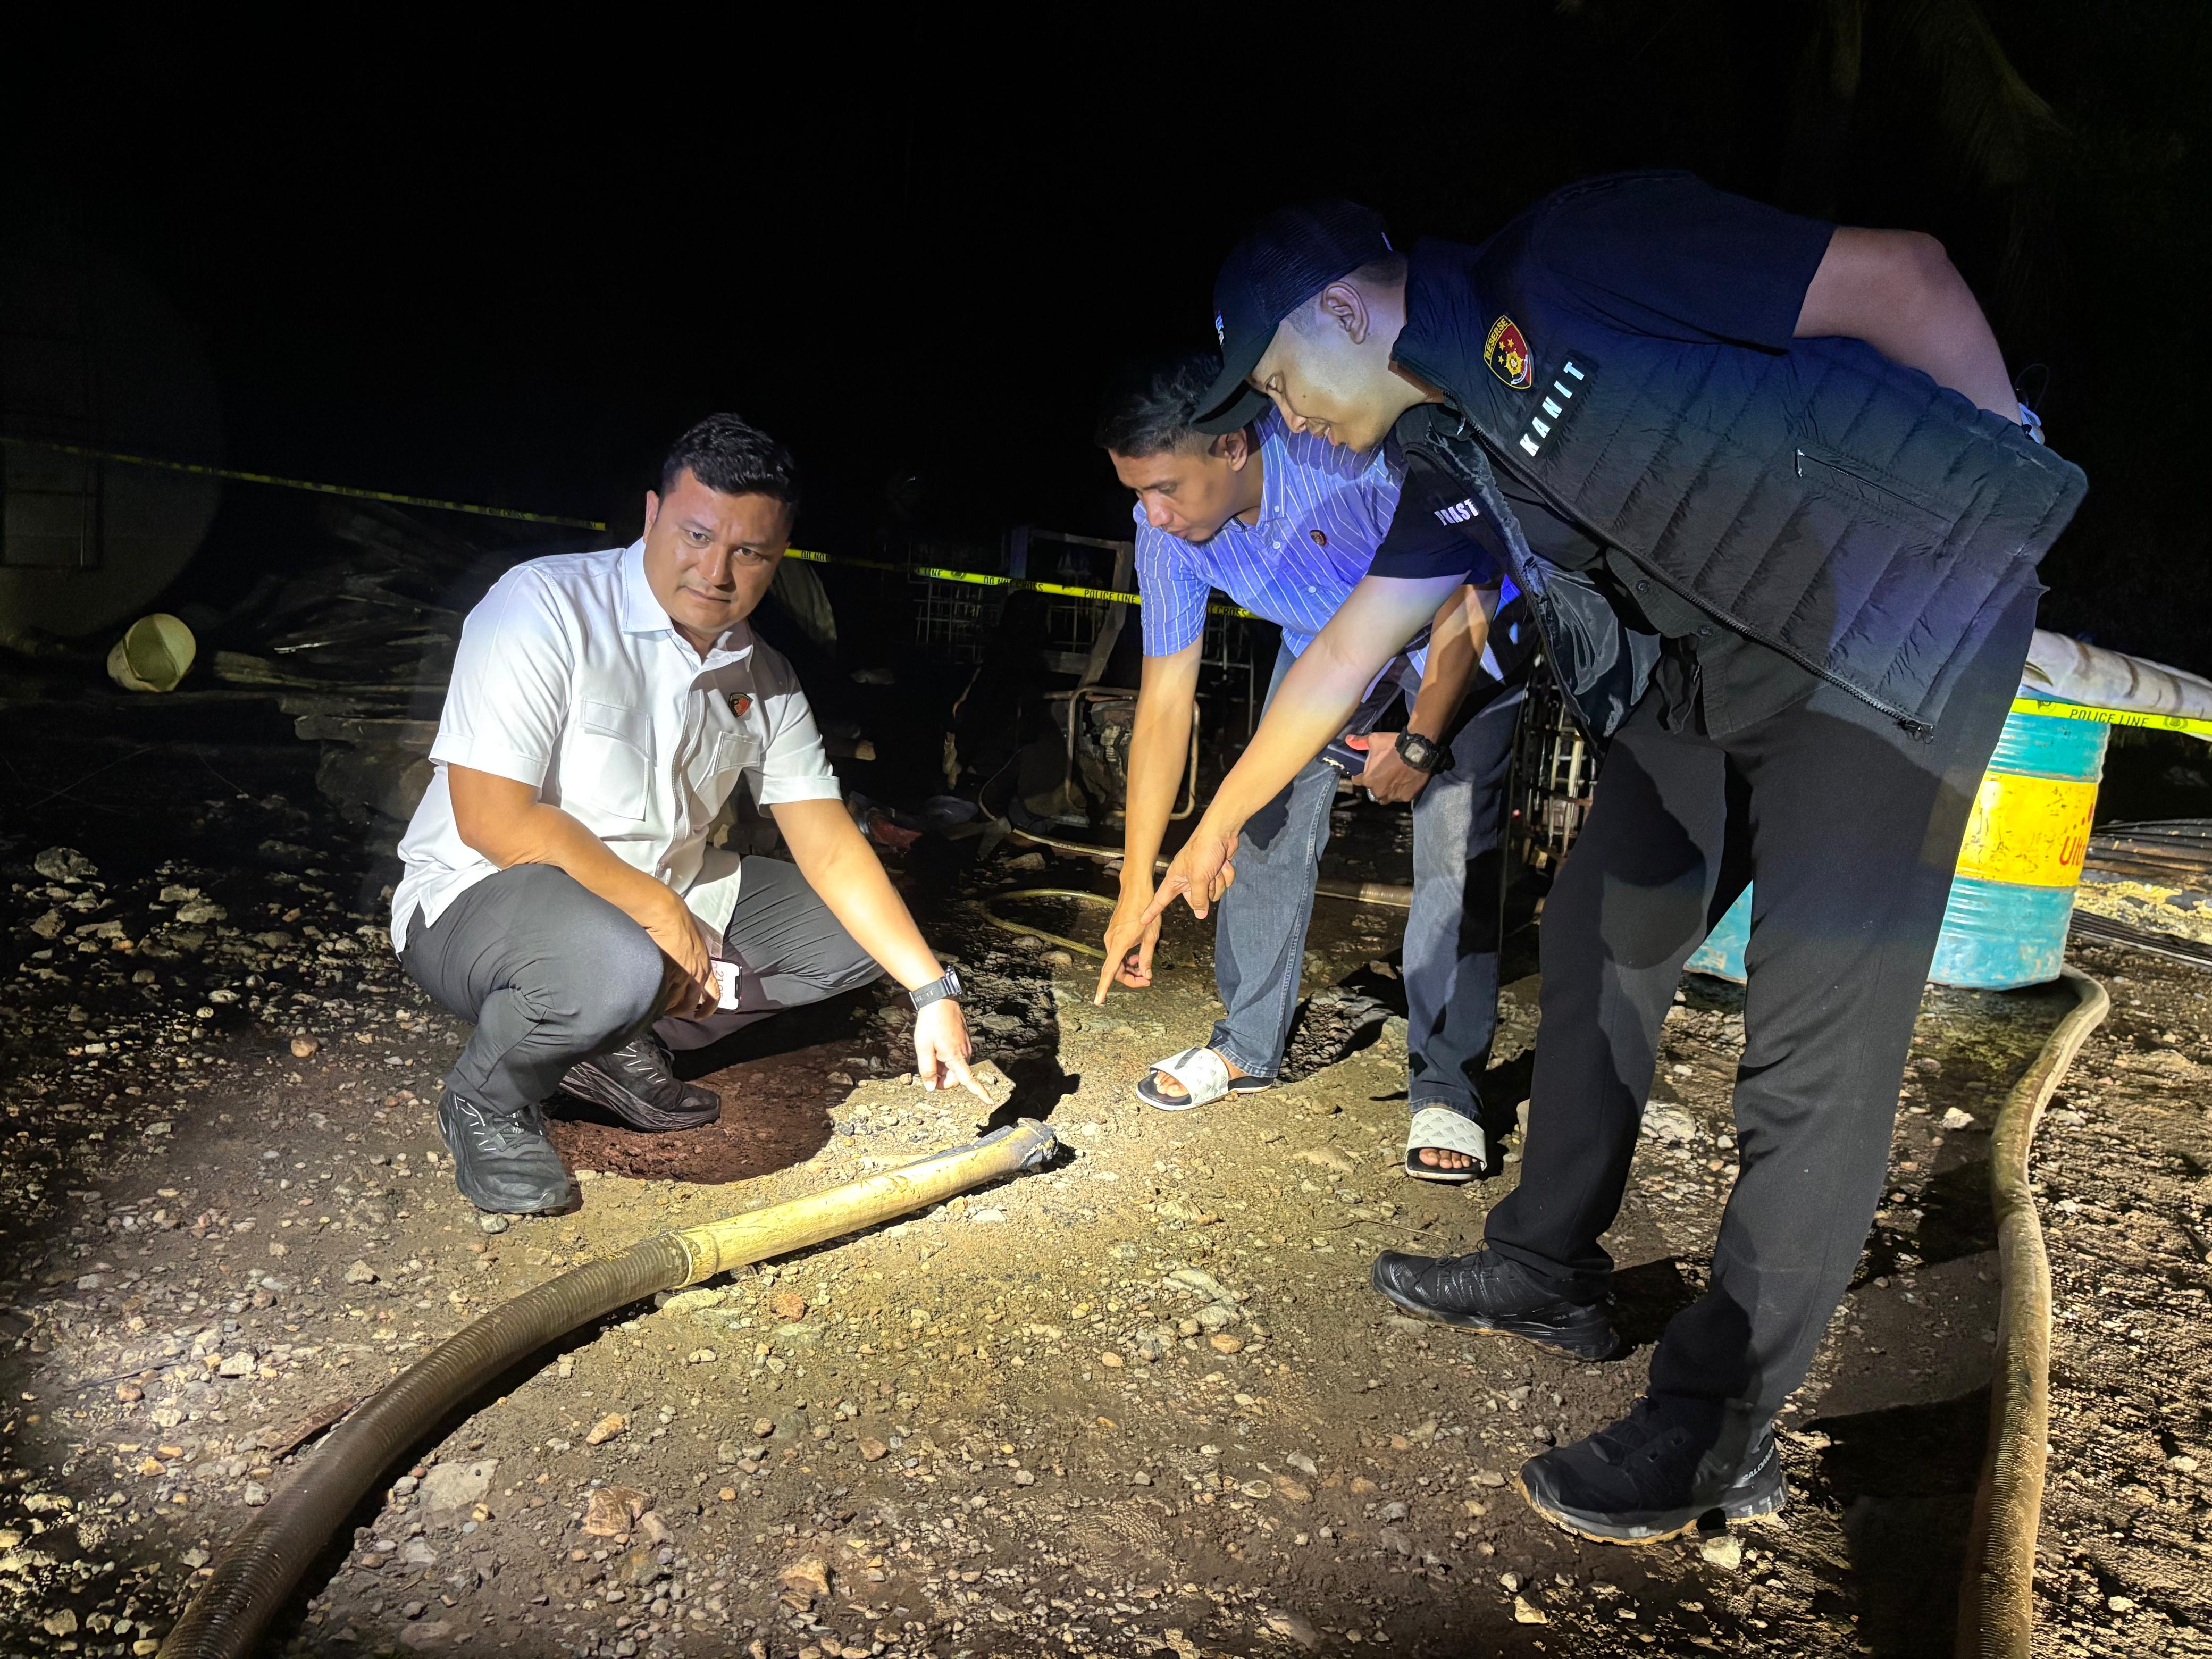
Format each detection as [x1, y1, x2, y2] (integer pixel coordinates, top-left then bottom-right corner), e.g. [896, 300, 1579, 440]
[1139, 174, 2084, 1545]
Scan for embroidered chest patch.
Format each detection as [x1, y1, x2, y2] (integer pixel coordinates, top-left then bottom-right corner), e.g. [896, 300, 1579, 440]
[1484, 316, 1535, 390]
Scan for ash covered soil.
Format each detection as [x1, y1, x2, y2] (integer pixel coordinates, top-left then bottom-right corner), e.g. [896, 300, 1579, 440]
[0, 714, 2208, 1658]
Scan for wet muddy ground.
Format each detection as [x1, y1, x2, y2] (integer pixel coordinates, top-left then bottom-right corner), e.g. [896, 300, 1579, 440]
[0, 704, 2207, 1657]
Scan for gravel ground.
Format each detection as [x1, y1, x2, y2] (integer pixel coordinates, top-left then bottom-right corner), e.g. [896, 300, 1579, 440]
[1, 709, 2208, 1658]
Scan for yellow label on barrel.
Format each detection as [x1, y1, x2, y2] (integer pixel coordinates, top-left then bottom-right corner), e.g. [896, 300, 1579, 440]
[1953, 772, 2098, 888]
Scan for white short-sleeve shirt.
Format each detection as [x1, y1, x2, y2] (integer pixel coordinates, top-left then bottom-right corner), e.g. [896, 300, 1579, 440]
[390, 540, 841, 953]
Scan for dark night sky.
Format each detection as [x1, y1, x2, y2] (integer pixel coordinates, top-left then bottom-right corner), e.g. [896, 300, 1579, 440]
[6, 5, 2209, 662]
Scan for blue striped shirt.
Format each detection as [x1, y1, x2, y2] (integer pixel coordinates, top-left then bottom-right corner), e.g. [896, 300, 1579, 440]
[1132, 410, 1420, 671]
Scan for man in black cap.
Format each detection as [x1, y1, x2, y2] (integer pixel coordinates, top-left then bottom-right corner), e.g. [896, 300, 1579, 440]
[1141, 174, 2084, 1544]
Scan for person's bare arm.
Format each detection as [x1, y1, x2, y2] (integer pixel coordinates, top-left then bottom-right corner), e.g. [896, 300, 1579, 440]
[1094, 642, 1200, 1002]
[1357, 584, 1493, 805]
[1141, 573, 1465, 925]
[769, 797, 986, 1101]
[449, 763, 718, 1018]
[1796, 228, 2020, 422]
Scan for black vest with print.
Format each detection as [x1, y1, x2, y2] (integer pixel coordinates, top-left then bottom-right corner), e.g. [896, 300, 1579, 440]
[1391, 185, 2087, 736]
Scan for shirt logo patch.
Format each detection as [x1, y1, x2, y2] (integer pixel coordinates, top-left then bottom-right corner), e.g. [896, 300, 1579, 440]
[727, 692, 752, 719]
[1309, 529, 1328, 548]
[1484, 316, 1535, 390]
[1214, 313, 1226, 345]
[1433, 499, 1479, 526]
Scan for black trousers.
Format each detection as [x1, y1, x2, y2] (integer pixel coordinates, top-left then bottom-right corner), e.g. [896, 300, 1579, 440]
[400, 858, 881, 1119]
[1485, 590, 2035, 1417]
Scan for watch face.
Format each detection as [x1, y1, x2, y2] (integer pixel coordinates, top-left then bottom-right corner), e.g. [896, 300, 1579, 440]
[1397, 732, 1444, 772]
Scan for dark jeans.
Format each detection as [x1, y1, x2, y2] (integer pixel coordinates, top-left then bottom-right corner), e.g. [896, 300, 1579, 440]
[400, 858, 881, 1119]
[1485, 589, 2037, 1417]
[1212, 643, 1520, 1118]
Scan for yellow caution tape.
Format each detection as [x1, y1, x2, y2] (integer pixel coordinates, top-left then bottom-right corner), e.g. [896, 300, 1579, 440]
[1956, 770, 2100, 887]
[794, 549, 1258, 619]
[2010, 696, 2212, 740]
[3, 434, 1267, 616]
[0, 434, 608, 530]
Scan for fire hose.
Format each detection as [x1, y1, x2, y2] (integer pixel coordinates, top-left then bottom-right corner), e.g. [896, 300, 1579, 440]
[158, 1120, 1062, 1659]
[1957, 966, 2110, 1659]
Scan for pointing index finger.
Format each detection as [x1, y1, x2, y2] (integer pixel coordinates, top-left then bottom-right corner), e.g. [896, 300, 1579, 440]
[946, 1054, 993, 1104]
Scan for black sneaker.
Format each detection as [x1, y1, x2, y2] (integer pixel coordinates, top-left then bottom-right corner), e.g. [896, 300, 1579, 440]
[1369, 1246, 1621, 1361]
[560, 1033, 721, 1133]
[1515, 1397, 1788, 1544]
[437, 1092, 572, 1214]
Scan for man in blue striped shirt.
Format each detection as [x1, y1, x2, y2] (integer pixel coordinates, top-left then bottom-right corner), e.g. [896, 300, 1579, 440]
[1091, 351, 1523, 1179]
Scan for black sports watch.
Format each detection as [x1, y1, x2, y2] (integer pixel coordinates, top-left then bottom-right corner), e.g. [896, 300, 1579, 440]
[908, 965, 962, 1011]
[1395, 730, 1452, 775]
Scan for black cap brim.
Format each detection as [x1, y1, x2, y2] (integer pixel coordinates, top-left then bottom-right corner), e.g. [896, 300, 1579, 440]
[1191, 306, 1275, 435]
[1194, 383, 1272, 436]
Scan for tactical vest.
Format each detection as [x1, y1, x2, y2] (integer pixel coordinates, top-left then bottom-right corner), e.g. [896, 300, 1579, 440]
[1390, 188, 2087, 738]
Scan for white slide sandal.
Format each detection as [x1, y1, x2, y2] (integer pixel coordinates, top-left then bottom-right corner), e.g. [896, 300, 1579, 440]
[1135, 1046, 1271, 1112]
[1405, 1105, 1488, 1183]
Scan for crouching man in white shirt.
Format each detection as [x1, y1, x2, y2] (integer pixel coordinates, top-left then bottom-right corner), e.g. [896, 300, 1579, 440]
[391, 414, 984, 1213]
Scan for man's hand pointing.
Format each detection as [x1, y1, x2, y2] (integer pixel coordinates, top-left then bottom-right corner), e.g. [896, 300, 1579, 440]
[1139, 815, 1241, 927]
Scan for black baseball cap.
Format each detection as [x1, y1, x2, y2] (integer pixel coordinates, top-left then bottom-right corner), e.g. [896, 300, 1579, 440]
[1193, 199, 1395, 434]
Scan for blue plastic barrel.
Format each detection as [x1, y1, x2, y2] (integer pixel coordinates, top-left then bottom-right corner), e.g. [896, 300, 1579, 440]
[1682, 700, 2108, 990]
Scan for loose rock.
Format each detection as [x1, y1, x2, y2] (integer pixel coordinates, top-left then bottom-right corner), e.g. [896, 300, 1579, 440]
[1263, 1609, 1322, 1650]
[418, 1459, 496, 1521]
[1699, 1534, 1743, 1570]
[777, 1556, 830, 1610]
[580, 1486, 649, 1537]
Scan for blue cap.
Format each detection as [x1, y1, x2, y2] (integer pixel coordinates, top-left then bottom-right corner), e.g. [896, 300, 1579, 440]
[1194, 199, 1394, 434]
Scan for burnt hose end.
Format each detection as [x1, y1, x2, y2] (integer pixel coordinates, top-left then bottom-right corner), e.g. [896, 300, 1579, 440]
[159, 1120, 1059, 1658]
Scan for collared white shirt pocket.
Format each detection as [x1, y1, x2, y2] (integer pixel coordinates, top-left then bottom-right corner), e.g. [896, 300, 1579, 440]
[567, 698, 653, 821]
[691, 727, 760, 812]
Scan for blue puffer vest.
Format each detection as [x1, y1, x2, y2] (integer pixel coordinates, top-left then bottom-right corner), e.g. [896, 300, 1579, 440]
[1391, 175, 2087, 738]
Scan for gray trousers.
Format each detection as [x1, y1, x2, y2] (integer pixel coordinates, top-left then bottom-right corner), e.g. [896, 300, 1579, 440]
[1210, 643, 1519, 1118]
[399, 859, 882, 1119]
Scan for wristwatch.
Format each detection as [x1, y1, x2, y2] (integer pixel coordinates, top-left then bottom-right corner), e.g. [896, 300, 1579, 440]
[1395, 730, 1452, 775]
[908, 965, 963, 1011]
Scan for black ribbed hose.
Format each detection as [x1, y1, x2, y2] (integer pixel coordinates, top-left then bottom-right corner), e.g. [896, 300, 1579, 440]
[160, 1235, 689, 1658]
[158, 1119, 1060, 1658]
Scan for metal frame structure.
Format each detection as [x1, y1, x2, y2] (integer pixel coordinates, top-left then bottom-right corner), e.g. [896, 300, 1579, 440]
[1510, 664, 1599, 874]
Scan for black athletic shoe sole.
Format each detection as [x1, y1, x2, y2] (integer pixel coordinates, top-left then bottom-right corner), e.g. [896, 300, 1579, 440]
[1368, 1256, 1623, 1362]
[559, 1061, 721, 1134]
[1513, 1450, 1789, 1545]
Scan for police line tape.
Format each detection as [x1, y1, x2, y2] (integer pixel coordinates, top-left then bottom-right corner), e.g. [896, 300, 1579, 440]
[37, 438, 2202, 685]
[778, 549, 1263, 617]
[2011, 696, 2212, 741]
[0, 434, 610, 531]
[1, 433, 1261, 618]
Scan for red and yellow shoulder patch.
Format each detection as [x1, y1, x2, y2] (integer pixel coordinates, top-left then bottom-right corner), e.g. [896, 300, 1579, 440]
[1484, 316, 1534, 390]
